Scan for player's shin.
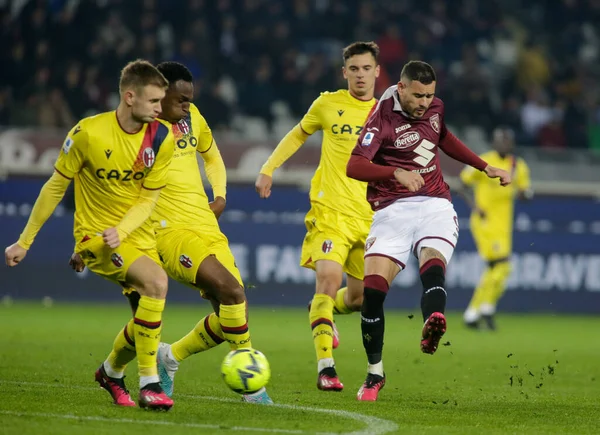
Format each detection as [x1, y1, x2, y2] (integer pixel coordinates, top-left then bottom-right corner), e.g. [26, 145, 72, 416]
[104, 319, 136, 377]
[420, 259, 447, 321]
[361, 275, 389, 376]
[171, 313, 225, 361]
[309, 293, 335, 370]
[134, 296, 165, 387]
[219, 302, 251, 349]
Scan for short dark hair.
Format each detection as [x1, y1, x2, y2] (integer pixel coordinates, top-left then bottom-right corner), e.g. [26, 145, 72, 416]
[156, 61, 193, 86]
[119, 59, 169, 94]
[342, 41, 379, 63]
[400, 61, 436, 84]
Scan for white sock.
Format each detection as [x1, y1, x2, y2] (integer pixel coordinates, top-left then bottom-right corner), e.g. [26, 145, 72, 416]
[244, 387, 266, 397]
[102, 360, 124, 379]
[464, 308, 480, 323]
[139, 375, 160, 389]
[167, 347, 180, 367]
[480, 303, 496, 316]
[367, 361, 384, 376]
[317, 358, 335, 373]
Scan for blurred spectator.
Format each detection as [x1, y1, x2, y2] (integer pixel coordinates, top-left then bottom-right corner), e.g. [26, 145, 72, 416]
[0, 0, 598, 150]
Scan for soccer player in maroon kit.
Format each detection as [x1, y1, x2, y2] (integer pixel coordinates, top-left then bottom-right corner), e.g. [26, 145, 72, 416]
[347, 61, 512, 401]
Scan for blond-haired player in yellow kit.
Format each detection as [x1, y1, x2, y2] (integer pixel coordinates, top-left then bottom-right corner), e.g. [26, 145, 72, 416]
[460, 127, 532, 330]
[255, 42, 380, 391]
[4, 60, 175, 410]
[70, 62, 273, 403]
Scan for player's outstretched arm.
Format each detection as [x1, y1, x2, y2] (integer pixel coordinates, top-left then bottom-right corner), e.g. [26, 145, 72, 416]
[5, 171, 71, 266]
[256, 124, 310, 199]
[107, 187, 162, 248]
[200, 140, 227, 219]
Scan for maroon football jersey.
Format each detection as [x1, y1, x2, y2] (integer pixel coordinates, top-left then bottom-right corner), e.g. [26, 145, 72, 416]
[352, 85, 452, 211]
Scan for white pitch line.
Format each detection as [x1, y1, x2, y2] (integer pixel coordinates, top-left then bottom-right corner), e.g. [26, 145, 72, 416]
[0, 410, 304, 434]
[0, 380, 398, 435]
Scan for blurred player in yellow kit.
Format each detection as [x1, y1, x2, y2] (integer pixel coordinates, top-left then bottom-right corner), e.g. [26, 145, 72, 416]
[5, 60, 175, 410]
[255, 42, 380, 391]
[71, 62, 272, 403]
[461, 127, 532, 330]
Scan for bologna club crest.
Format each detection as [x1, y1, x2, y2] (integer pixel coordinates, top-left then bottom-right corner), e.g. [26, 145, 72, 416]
[429, 113, 440, 134]
[365, 237, 376, 252]
[179, 254, 193, 269]
[111, 253, 124, 268]
[322, 240, 333, 254]
[143, 148, 155, 168]
[178, 119, 190, 135]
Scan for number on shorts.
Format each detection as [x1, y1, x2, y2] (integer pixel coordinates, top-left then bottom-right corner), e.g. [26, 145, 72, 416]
[413, 139, 436, 167]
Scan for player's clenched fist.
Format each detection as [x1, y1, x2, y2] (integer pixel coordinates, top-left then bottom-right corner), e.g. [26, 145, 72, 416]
[5, 242, 27, 266]
[255, 173, 273, 199]
[102, 227, 121, 248]
[394, 168, 425, 192]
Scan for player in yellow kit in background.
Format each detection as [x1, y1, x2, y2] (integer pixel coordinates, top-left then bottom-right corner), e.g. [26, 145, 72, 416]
[461, 127, 532, 330]
[6, 60, 175, 410]
[71, 62, 272, 404]
[255, 42, 380, 391]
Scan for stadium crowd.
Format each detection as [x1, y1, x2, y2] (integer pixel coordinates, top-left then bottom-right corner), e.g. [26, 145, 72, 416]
[1, 0, 600, 149]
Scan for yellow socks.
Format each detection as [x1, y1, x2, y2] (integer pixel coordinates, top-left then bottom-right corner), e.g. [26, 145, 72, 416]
[171, 313, 225, 361]
[332, 287, 353, 314]
[219, 302, 251, 349]
[483, 261, 512, 313]
[309, 293, 335, 362]
[134, 296, 165, 385]
[104, 319, 136, 377]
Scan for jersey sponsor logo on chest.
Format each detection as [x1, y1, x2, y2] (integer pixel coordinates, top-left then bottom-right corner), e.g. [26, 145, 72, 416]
[394, 131, 421, 149]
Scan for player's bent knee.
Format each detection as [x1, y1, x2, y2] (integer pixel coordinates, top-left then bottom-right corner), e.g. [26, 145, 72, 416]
[218, 283, 245, 305]
[139, 269, 168, 299]
[315, 273, 343, 297]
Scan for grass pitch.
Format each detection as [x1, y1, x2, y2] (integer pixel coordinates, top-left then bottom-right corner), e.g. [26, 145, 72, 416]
[1, 302, 599, 434]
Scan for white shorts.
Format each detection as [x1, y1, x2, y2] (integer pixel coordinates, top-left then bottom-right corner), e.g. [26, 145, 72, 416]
[364, 197, 459, 269]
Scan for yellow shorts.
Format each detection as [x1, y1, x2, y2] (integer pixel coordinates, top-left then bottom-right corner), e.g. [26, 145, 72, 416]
[77, 236, 161, 287]
[155, 227, 243, 297]
[470, 220, 512, 261]
[300, 205, 371, 280]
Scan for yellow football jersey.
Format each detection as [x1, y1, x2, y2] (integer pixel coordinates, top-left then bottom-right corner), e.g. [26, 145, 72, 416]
[152, 103, 218, 231]
[300, 90, 375, 220]
[460, 150, 531, 231]
[54, 112, 174, 250]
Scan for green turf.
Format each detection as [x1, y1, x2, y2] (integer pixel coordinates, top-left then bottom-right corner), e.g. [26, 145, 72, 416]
[1, 302, 599, 434]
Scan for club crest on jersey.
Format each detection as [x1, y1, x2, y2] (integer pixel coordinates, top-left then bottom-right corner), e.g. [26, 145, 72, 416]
[111, 253, 124, 268]
[362, 132, 374, 147]
[395, 131, 420, 149]
[143, 148, 155, 168]
[179, 254, 193, 269]
[365, 237, 376, 252]
[322, 240, 333, 254]
[177, 119, 190, 135]
[430, 113, 440, 134]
